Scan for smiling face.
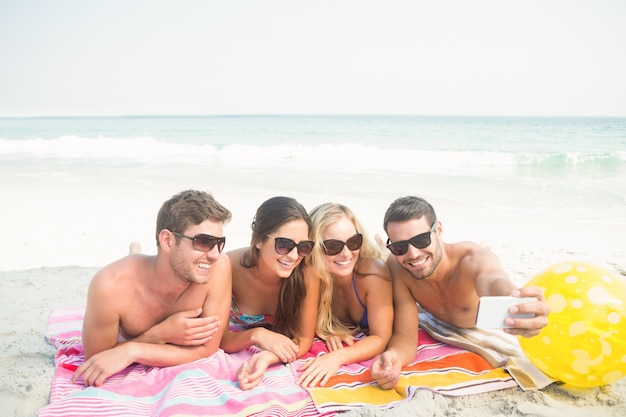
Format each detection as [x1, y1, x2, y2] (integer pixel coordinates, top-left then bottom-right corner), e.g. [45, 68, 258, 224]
[386, 217, 442, 280]
[169, 218, 225, 285]
[257, 219, 310, 279]
[321, 215, 360, 279]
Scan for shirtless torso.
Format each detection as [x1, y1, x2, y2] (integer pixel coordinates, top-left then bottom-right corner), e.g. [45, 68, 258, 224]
[90, 255, 219, 342]
[388, 241, 516, 328]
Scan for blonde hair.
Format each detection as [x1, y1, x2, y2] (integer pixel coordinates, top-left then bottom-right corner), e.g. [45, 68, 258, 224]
[307, 203, 384, 341]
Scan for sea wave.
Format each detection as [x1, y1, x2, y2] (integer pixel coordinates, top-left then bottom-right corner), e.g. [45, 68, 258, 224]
[1, 136, 624, 174]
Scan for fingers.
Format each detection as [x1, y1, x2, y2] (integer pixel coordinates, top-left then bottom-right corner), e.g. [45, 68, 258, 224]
[325, 335, 348, 352]
[327, 338, 340, 352]
[370, 352, 400, 390]
[379, 351, 393, 371]
[297, 358, 313, 372]
[273, 341, 299, 363]
[180, 316, 221, 345]
[377, 372, 400, 390]
[71, 361, 106, 387]
[237, 361, 257, 390]
[514, 286, 548, 303]
[504, 288, 551, 337]
[297, 364, 328, 388]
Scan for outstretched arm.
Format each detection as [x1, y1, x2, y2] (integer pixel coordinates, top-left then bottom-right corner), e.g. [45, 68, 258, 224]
[472, 249, 549, 337]
[370, 256, 419, 389]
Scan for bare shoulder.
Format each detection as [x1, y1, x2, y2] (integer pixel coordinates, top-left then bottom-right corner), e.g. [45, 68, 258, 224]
[385, 254, 408, 278]
[448, 241, 503, 274]
[89, 255, 147, 291]
[356, 256, 391, 281]
[213, 252, 232, 271]
[448, 241, 495, 261]
[303, 263, 322, 284]
[226, 247, 247, 263]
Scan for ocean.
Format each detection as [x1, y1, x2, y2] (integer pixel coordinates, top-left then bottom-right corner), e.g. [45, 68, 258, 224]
[1, 115, 625, 270]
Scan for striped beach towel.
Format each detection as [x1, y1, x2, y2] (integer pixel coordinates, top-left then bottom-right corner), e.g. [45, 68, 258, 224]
[294, 330, 519, 414]
[40, 307, 531, 416]
[417, 309, 555, 390]
[40, 307, 321, 417]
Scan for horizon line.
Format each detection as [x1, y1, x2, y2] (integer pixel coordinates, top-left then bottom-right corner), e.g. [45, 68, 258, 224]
[2, 113, 625, 119]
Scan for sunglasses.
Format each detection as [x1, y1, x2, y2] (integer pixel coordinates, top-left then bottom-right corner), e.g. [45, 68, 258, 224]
[322, 233, 363, 256]
[386, 221, 437, 256]
[173, 232, 226, 253]
[268, 235, 314, 257]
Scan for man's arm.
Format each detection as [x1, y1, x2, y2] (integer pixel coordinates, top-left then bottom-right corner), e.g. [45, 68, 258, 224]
[81, 269, 124, 360]
[471, 248, 549, 337]
[370, 256, 418, 389]
[297, 261, 394, 388]
[124, 253, 232, 363]
[73, 254, 232, 386]
[385, 256, 419, 365]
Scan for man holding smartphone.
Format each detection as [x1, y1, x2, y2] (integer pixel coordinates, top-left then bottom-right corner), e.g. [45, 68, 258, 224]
[371, 196, 550, 390]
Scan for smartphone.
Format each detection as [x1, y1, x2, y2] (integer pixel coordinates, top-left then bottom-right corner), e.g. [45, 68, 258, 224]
[475, 296, 536, 328]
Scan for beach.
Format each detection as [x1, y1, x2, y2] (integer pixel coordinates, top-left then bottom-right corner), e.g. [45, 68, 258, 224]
[1, 188, 625, 416]
[1, 115, 625, 416]
[2, 0, 625, 414]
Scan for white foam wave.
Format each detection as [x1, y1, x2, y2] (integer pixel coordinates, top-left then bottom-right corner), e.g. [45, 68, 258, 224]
[1, 136, 623, 175]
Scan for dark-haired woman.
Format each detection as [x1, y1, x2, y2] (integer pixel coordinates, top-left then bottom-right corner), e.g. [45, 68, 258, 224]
[220, 196, 321, 390]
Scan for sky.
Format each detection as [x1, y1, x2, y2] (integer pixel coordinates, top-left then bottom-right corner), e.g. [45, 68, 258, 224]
[0, 0, 625, 117]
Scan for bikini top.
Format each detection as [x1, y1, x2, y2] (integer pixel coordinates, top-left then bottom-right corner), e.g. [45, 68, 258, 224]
[229, 296, 275, 330]
[352, 274, 369, 328]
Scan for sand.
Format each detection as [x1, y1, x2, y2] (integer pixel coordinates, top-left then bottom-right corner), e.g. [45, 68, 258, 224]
[1, 186, 625, 416]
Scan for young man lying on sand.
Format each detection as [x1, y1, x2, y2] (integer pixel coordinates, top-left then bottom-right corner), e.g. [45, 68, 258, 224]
[371, 196, 550, 389]
[72, 190, 232, 387]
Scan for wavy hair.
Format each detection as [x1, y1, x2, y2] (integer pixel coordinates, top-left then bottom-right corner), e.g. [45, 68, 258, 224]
[156, 189, 232, 246]
[307, 202, 384, 341]
[240, 196, 312, 339]
[383, 196, 437, 233]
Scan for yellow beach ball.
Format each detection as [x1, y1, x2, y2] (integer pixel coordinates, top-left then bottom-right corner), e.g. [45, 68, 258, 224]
[519, 261, 626, 387]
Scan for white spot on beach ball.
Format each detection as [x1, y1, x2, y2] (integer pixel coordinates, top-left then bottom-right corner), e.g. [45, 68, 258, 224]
[541, 335, 552, 345]
[588, 287, 611, 306]
[576, 265, 588, 273]
[601, 274, 614, 284]
[571, 299, 583, 309]
[569, 321, 586, 337]
[602, 370, 624, 384]
[553, 264, 574, 274]
[565, 275, 578, 284]
[608, 312, 621, 325]
[572, 350, 591, 374]
[547, 294, 567, 313]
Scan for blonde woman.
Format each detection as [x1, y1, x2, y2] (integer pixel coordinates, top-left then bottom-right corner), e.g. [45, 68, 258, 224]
[297, 203, 393, 387]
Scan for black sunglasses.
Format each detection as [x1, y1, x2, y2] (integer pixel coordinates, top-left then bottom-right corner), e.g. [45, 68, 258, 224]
[173, 232, 226, 253]
[268, 235, 314, 257]
[386, 221, 437, 256]
[322, 233, 363, 256]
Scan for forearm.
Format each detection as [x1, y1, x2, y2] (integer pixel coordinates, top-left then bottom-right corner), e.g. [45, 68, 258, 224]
[124, 341, 216, 367]
[331, 335, 388, 365]
[295, 336, 314, 358]
[386, 334, 417, 367]
[486, 277, 517, 296]
[220, 328, 260, 353]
